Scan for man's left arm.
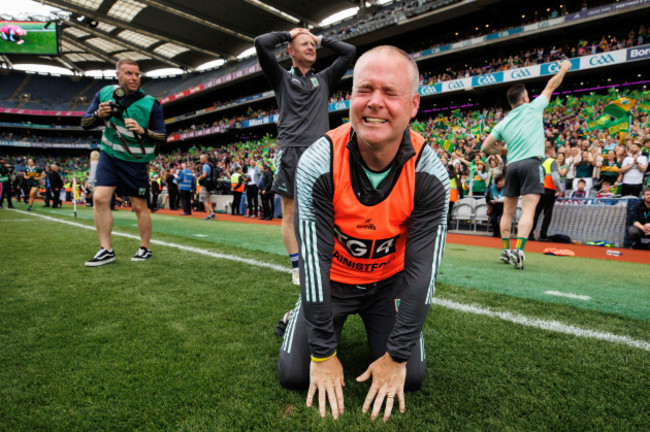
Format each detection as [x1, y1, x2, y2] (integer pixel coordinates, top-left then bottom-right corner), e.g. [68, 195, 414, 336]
[131, 100, 167, 144]
[357, 147, 449, 421]
[387, 147, 449, 362]
[319, 37, 356, 87]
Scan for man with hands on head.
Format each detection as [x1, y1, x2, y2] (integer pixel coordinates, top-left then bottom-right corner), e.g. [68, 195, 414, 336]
[277, 46, 449, 422]
[254, 27, 355, 287]
[81, 58, 166, 266]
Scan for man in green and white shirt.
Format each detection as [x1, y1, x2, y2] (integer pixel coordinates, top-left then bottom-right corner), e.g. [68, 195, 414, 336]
[81, 58, 166, 267]
[482, 60, 572, 269]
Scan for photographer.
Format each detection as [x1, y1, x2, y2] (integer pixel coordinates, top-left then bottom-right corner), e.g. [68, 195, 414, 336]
[0, 158, 14, 209]
[81, 58, 166, 267]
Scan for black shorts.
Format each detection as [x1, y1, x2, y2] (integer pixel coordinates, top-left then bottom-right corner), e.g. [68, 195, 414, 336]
[95, 151, 149, 198]
[504, 157, 544, 197]
[272, 146, 307, 198]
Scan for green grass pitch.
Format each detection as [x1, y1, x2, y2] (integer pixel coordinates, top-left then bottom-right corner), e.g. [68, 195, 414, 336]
[0, 22, 58, 55]
[1, 204, 648, 431]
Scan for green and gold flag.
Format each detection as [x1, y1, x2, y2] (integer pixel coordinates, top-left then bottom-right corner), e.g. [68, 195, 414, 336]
[606, 116, 630, 136]
[433, 116, 449, 130]
[603, 97, 635, 118]
[587, 114, 612, 131]
[637, 101, 650, 113]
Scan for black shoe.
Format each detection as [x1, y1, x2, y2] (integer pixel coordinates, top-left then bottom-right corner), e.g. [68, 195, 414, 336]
[275, 310, 294, 338]
[85, 248, 116, 267]
[131, 247, 152, 262]
[180, 212, 191, 216]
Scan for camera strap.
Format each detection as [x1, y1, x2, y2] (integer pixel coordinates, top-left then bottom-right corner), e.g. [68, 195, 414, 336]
[103, 119, 133, 155]
[123, 107, 147, 155]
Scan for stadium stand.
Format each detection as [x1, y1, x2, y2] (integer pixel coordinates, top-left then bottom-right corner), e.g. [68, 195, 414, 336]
[2, 0, 649, 247]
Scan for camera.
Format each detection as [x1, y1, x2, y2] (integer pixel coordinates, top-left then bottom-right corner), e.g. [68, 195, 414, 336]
[108, 87, 126, 117]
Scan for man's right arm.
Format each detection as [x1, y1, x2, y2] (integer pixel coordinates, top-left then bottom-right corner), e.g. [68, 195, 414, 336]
[540, 60, 572, 102]
[295, 137, 337, 359]
[254, 32, 290, 89]
[81, 93, 102, 130]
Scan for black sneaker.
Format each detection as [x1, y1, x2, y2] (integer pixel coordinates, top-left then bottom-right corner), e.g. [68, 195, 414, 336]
[131, 247, 152, 262]
[275, 310, 294, 338]
[85, 248, 116, 267]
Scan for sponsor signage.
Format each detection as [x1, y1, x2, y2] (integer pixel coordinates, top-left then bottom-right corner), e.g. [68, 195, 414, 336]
[441, 78, 471, 92]
[566, 0, 650, 21]
[240, 114, 279, 128]
[523, 17, 565, 32]
[627, 44, 650, 61]
[503, 66, 540, 82]
[0, 108, 84, 116]
[539, 58, 581, 76]
[486, 27, 523, 41]
[329, 100, 350, 112]
[0, 139, 97, 149]
[580, 49, 626, 69]
[471, 72, 503, 87]
[418, 83, 443, 97]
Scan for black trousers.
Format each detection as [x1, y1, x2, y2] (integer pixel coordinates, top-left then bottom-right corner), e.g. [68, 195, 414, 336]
[0, 181, 13, 207]
[167, 188, 179, 210]
[489, 203, 504, 237]
[179, 189, 192, 214]
[532, 189, 557, 239]
[278, 272, 425, 392]
[43, 187, 51, 206]
[231, 191, 243, 215]
[261, 191, 274, 218]
[246, 184, 259, 216]
[51, 188, 61, 208]
[149, 193, 159, 210]
[621, 183, 642, 198]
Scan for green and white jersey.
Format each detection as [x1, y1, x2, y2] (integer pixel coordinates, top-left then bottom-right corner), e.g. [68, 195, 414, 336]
[490, 95, 548, 163]
[24, 165, 42, 187]
[99, 85, 157, 163]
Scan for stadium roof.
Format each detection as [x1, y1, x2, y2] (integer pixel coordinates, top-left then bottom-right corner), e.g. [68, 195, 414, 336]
[2, 0, 378, 74]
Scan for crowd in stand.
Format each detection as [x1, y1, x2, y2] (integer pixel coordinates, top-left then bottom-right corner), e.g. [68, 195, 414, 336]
[164, 24, 646, 137]
[4, 87, 650, 211]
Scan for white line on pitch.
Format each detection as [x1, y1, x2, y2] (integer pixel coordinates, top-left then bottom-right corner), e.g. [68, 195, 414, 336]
[193, 234, 208, 237]
[433, 299, 650, 351]
[10, 209, 290, 274]
[545, 290, 591, 301]
[11, 209, 650, 352]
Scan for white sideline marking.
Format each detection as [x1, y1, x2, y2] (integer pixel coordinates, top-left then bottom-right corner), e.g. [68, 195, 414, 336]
[545, 290, 591, 301]
[11, 209, 650, 352]
[11, 210, 290, 274]
[433, 298, 650, 352]
[193, 234, 208, 237]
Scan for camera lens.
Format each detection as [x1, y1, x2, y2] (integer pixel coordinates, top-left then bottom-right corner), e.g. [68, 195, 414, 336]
[113, 87, 126, 99]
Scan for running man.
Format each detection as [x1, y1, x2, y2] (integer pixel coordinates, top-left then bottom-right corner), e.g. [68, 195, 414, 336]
[23, 158, 45, 211]
[481, 60, 572, 269]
